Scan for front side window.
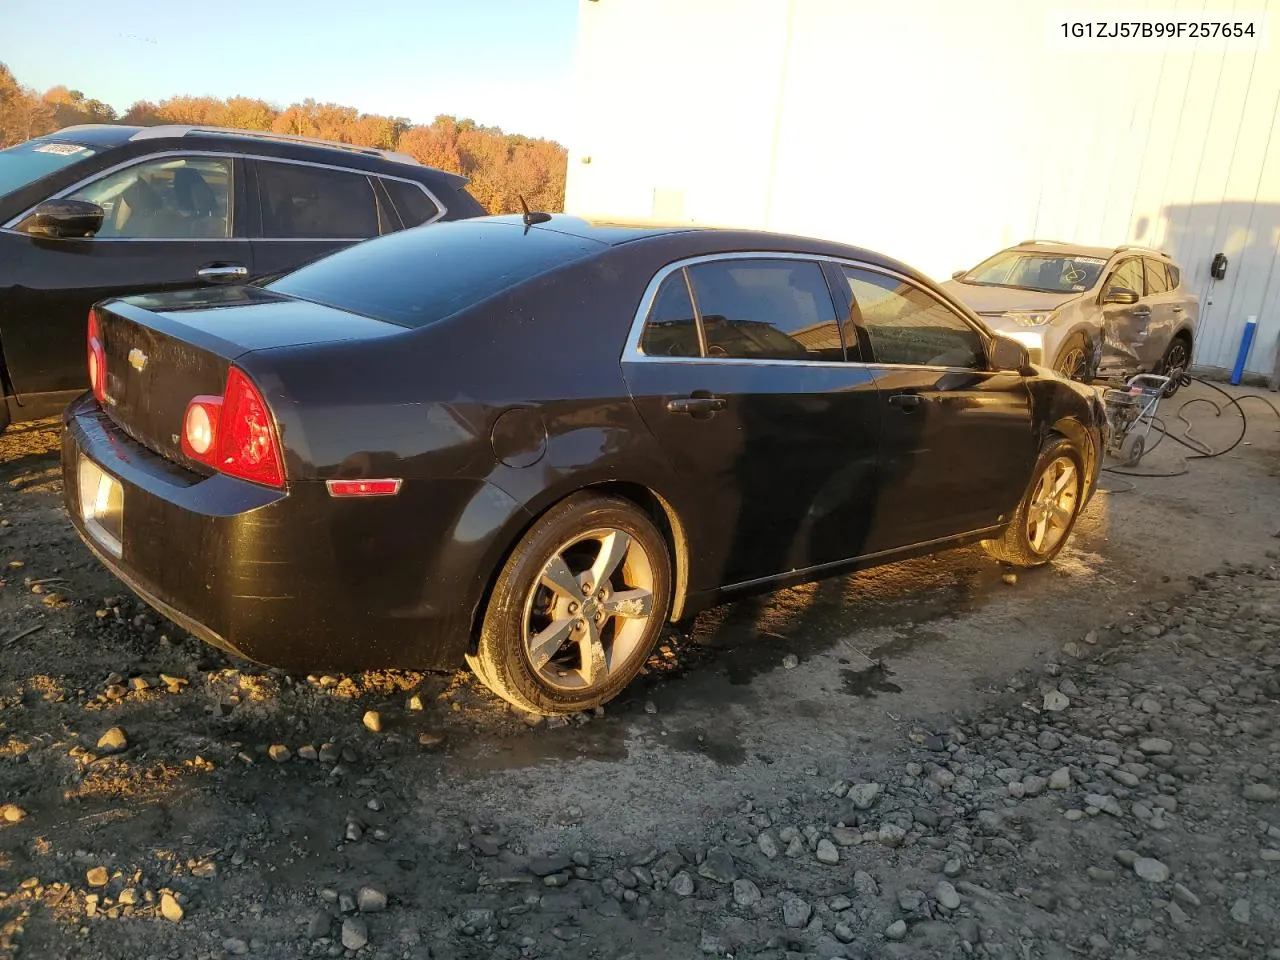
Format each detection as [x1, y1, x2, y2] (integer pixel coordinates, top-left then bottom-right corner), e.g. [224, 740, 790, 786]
[686, 259, 842, 361]
[1144, 258, 1169, 295]
[59, 156, 231, 239]
[1108, 258, 1145, 297]
[843, 267, 985, 369]
[639, 271, 700, 357]
[257, 161, 379, 239]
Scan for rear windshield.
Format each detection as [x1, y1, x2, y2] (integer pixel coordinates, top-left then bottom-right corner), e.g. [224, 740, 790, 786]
[0, 139, 98, 200]
[265, 220, 604, 328]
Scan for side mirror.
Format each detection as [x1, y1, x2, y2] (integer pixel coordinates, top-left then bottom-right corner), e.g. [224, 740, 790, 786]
[990, 334, 1034, 375]
[951, 270, 965, 279]
[1102, 286, 1139, 305]
[25, 199, 105, 239]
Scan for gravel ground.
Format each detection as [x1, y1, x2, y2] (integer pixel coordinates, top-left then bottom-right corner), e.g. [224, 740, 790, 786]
[1, 381, 1279, 960]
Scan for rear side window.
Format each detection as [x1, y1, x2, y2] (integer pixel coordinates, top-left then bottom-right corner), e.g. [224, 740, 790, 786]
[266, 220, 603, 328]
[687, 259, 842, 361]
[639, 272, 701, 357]
[1144, 258, 1169, 295]
[256, 161, 379, 239]
[1167, 263, 1181, 288]
[1109, 258, 1145, 296]
[381, 178, 440, 228]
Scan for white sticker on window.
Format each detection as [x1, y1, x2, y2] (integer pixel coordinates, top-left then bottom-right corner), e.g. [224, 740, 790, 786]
[1072, 256, 1107, 265]
[33, 143, 88, 156]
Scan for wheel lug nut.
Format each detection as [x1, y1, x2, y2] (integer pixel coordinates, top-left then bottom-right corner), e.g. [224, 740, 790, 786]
[568, 602, 578, 614]
[582, 582, 592, 595]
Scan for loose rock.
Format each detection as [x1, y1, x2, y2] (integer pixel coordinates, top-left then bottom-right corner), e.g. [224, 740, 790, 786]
[1134, 858, 1170, 883]
[342, 917, 369, 949]
[160, 892, 184, 922]
[97, 727, 127, 753]
[357, 886, 387, 912]
[362, 711, 383, 733]
[885, 919, 908, 941]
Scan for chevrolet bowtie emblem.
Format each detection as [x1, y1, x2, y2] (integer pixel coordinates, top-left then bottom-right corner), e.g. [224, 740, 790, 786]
[128, 348, 148, 372]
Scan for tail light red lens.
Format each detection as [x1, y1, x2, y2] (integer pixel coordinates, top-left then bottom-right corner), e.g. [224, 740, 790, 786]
[87, 309, 106, 404]
[219, 367, 284, 488]
[180, 367, 285, 489]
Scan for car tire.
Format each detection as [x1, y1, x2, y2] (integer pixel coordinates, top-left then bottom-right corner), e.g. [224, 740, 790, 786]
[983, 435, 1085, 568]
[468, 492, 672, 715]
[1158, 335, 1191, 398]
[1052, 333, 1093, 383]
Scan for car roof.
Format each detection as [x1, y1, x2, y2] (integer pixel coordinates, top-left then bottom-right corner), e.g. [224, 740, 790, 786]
[41, 124, 145, 148]
[40, 123, 467, 186]
[1006, 240, 1175, 262]
[499, 214, 920, 268]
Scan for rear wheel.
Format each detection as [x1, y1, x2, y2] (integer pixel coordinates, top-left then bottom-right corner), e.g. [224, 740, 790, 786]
[1158, 336, 1191, 397]
[467, 493, 672, 715]
[1052, 333, 1093, 383]
[983, 437, 1085, 567]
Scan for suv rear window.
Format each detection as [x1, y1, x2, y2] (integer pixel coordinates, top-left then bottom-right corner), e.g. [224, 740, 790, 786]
[265, 220, 603, 328]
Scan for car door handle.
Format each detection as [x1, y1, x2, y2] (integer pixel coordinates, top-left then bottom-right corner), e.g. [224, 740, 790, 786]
[888, 393, 923, 412]
[1131, 306, 1152, 317]
[1172, 305, 1184, 313]
[197, 264, 248, 282]
[667, 395, 727, 416]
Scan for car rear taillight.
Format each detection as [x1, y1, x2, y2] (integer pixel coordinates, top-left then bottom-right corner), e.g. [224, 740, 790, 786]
[87, 309, 106, 404]
[181, 396, 223, 461]
[180, 367, 285, 488]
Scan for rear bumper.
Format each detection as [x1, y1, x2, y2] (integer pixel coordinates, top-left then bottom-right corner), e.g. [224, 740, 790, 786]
[62, 393, 527, 672]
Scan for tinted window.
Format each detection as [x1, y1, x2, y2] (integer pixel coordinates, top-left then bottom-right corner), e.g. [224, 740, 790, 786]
[257, 161, 378, 239]
[687, 259, 842, 361]
[266, 220, 603, 328]
[843, 267, 985, 368]
[1109, 258, 1144, 296]
[381, 178, 440, 228]
[639, 271, 700, 357]
[1167, 263, 1181, 288]
[0, 139, 98, 200]
[60, 156, 231, 239]
[1144, 258, 1169, 295]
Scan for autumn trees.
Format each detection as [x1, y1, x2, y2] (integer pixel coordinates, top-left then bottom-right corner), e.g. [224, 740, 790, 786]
[0, 63, 566, 214]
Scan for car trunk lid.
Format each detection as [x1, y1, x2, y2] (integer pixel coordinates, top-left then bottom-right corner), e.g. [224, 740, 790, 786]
[95, 285, 403, 470]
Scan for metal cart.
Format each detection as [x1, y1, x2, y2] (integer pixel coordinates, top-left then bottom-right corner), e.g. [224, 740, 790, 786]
[1102, 373, 1173, 467]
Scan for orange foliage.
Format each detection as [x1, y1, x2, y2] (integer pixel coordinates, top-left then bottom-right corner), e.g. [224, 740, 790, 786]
[0, 64, 566, 214]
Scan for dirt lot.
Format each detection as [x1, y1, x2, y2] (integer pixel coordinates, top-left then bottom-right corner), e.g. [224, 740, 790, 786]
[1, 381, 1279, 960]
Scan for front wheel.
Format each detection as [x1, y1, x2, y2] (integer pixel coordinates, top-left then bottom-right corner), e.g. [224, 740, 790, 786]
[468, 493, 672, 715]
[983, 437, 1085, 568]
[1052, 333, 1094, 383]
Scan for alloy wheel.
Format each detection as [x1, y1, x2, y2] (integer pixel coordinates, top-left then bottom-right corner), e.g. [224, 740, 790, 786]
[1162, 341, 1189, 396]
[1055, 346, 1089, 382]
[522, 527, 656, 691]
[1026, 456, 1079, 555]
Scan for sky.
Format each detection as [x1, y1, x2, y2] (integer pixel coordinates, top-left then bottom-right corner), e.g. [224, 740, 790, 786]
[0, 0, 581, 143]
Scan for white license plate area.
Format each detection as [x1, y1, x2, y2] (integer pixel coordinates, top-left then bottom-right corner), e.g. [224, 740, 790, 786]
[78, 455, 124, 558]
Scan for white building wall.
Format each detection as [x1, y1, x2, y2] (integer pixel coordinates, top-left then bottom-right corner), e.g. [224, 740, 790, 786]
[566, 0, 1280, 376]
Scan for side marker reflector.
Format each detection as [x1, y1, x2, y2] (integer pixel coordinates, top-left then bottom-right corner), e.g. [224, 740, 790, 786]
[326, 479, 402, 497]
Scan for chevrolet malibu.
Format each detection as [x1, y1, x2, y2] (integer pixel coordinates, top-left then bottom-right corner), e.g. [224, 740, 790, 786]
[63, 215, 1105, 715]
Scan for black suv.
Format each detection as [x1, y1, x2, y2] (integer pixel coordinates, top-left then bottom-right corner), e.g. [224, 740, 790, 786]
[0, 123, 486, 430]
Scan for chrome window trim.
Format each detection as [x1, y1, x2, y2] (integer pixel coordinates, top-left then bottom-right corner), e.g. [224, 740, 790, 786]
[0, 150, 447, 237]
[621, 250, 992, 374]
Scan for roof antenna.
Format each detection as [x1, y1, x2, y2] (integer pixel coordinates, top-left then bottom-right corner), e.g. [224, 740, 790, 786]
[520, 196, 552, 233]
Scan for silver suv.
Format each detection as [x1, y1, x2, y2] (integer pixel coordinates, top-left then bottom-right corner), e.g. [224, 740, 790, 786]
[941, 240, 1198, 393]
